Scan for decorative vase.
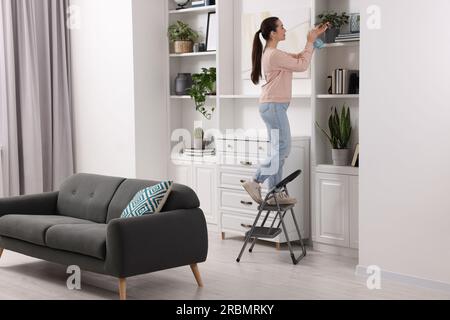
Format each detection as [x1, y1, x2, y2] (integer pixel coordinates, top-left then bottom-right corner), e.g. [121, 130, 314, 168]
[332, 149, 350, 166]
[324, 27, 340, 43]
[194, 128, 204, 150]
[174, 40, 193, 54]
[175, 73, 192, 95]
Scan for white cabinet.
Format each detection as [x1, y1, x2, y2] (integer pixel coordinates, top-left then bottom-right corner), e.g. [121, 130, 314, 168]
[193, 164, 217, 224]
[169, 161, 218, 225]
[219, 137, 311, 243]
[349, 176, 359, 249]
[315, 173, 350, 247]
[169, 162, 193, 187]
[313, 171, 359, 249]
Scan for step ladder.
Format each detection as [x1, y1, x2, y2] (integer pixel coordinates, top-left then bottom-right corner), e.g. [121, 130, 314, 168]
[236, 170, 307, 265]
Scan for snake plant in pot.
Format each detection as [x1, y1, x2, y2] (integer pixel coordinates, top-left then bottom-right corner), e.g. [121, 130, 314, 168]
[316, 105, 352, 166]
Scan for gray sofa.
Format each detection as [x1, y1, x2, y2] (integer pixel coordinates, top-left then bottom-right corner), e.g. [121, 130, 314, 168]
[0, 173, 208, 300]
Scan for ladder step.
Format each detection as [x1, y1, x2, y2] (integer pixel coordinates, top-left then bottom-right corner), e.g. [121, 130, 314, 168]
[246, 227, 282, 239]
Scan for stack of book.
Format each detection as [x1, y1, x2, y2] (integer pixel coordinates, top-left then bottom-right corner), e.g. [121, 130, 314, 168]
[191, 0, 206, 8]
[331, 69, 359, 94]
[335, 32, 360, 43]
[183, 148, 216, 157]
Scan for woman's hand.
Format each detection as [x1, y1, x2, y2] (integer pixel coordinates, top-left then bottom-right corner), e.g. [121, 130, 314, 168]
[307, 23, 330, 43]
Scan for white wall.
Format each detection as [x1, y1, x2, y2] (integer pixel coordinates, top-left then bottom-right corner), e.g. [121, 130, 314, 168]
[360, 0, 450, 284]
[132, 0, 168, 180]
[70, 0, 168, 179]
[70, 0, 136, 177]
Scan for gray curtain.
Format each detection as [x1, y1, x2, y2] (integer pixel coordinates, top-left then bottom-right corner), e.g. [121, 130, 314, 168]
[0, 0, 74, 196]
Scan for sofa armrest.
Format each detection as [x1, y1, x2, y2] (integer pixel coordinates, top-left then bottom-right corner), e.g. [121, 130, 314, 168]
[0, 192, 59, 217]
[105, 208, 208, 278]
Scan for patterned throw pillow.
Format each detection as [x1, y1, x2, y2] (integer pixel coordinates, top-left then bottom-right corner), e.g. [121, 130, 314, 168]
[121, 181, 173, 218]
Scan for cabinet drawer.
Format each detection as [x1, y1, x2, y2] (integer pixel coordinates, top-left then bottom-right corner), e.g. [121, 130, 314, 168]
[217, 139, 270, 156]
[219, 153, 262, 170]
[220, 189, 260, 213]
[219, 171, 270, 192]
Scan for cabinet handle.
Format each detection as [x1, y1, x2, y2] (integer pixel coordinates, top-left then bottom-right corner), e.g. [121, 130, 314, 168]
[227, 144, 233, 149]
[240, 161, 253, 166]
[240, 179, 246, 184]
[241, 223, 252, 229]
[241, 200, 253, 206]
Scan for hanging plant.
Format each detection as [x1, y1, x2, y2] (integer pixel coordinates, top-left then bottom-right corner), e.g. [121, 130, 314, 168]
[187, 67, 217, 120]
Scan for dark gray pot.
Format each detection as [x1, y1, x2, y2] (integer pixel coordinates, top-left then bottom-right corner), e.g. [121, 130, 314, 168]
[332, 149, 350, 166]
[175, 73, 192, 96]
[324, 27, 340, 43]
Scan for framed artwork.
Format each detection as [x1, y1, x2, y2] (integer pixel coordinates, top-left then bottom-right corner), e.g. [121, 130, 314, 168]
[206, 12, 217, 51]
[241, 0, 312, 80]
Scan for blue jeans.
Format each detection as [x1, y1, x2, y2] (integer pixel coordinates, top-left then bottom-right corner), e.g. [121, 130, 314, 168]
[254, 103, 292, 189]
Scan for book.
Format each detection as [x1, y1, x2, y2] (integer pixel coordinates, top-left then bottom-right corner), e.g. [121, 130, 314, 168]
[191, 0, 205, 7]
[351, 144, 360, 167]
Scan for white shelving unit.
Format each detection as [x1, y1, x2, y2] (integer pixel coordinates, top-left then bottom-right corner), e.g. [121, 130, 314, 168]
[169, 5, 216, 15]
[169, 51, 217, 58]
[323, 41, 359, 48]
[311, 0, 360, 257]
[316, 94, 359, 99]
[220, 94, 311, 99]
[165, 0, 311, 244]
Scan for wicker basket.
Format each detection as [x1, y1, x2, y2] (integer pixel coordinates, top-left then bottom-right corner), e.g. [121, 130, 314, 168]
[174, 40, 193, 54]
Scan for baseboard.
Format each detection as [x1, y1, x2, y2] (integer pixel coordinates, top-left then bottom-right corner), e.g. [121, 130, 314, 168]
[312, 242, 358, 258]
[356, 265, 450, 293]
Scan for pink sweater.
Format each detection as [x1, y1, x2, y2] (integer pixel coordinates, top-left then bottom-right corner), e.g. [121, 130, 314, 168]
[260, 42, 314, 104]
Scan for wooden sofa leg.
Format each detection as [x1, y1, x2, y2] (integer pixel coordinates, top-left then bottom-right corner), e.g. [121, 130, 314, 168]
[119, 278, 127, 300]
[190, 264, 203, 287]
[0, 247, 4, 259]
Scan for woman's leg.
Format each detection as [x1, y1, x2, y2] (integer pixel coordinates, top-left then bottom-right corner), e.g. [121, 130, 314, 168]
[254, 103, 292, 189]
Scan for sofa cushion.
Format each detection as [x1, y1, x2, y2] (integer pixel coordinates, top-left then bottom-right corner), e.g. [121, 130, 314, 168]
[0, 215, 93, 246]
[106, 179, 200, 223]
[45, 224, 107, 260]
[57, 173, 126, 223]
[121, 181, 173, 219]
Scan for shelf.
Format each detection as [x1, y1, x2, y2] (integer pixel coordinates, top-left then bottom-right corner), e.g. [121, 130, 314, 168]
[169, 51, 216, 58]
[170, 95, 216, 99]
[317, 94, 359, 99]
[315, 164, 359, 176]
[169, 5, 216, 14]
[220, 95, 311, 99]
[323, 41, 360, 48]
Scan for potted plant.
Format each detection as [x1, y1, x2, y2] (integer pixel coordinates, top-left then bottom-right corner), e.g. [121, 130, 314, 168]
[318, 11, 349, 43]
[187, 67, 216, 120]
[168, 20, 199, 54]
[316, 105, 352, 166]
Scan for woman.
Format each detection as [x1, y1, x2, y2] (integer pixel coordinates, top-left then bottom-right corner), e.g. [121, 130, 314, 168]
[243, 17, 328, 205]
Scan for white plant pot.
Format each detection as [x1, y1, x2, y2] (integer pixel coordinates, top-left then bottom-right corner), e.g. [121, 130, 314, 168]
[332, 149, 350, 166]
[194, 138, 203, 150]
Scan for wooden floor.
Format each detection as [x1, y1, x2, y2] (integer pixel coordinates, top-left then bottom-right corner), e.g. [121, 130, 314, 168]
[1, 231, 449, 300]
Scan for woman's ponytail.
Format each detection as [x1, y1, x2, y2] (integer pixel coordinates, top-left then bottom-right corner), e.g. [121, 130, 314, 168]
[251, 30, 263, 85]
[251, 17, 279, 85]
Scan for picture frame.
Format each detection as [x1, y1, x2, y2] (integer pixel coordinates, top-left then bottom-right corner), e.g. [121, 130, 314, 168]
[351, 144, 360, 167]
[206, 12, 217, 52]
